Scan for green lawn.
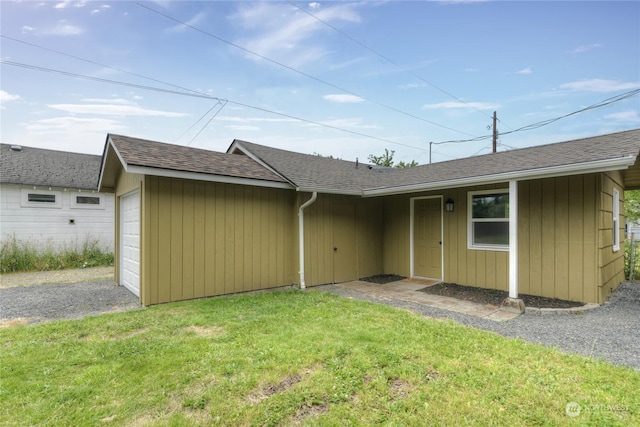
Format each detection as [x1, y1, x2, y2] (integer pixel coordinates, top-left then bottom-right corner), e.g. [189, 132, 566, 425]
[1, 290, 638, 426]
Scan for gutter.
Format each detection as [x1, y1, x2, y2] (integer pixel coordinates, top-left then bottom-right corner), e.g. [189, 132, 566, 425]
[362, 156, 637, 197]
[298, 191, 318, 289]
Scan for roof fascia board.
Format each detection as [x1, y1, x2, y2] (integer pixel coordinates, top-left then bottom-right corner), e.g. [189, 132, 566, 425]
[98, 136, 123, 191]
[125, 165, 294, 190]
[363, 156, 637, 197]
[296, 186, 362, 196]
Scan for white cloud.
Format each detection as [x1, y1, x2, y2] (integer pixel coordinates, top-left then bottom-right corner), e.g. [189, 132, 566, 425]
[22, 25, 37, 34]
[54, 0, 72, 9]
[217, 116, 297, 123]
[516, 66, 532, 75]
[323, 94, 364, 103]
[225, 125, 261, 131]
[48, 21, 84, 36]
[0, 90, 21, 105]
[309, 2, 321, 9]
[167, 11, 206, 33]
[570, 43, 603, 54]
[318, 117, 379, 130]
[48, 103, 187, 117]
[25, 116, 123, 133]
[81, 98, 136, 105]
[559, 79, 640, 93]
[231, 2, 361, 67]
[53, 0, 87, 9]
[604, 110, 640, 122]
[423, 101, 499, 110]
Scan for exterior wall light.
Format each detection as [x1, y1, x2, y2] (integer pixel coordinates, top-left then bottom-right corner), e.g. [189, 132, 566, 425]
[445, 198, 454, 212]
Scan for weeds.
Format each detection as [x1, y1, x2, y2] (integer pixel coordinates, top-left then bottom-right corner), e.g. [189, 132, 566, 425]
[625, 239, 640, 280]
[0, 236, 113, 273]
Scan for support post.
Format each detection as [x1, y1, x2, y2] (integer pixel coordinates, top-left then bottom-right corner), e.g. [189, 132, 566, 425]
[501, 179, 525, 314]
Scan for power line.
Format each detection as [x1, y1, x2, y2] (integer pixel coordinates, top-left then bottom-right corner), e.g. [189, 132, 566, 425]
[287, 1, 509, 128]
[1, 59, 448, 154]
[136, 2, 477, 138]
[431, 88, 640, 146]
[0, 35, 205, 97]
[187, 100, 227, 146]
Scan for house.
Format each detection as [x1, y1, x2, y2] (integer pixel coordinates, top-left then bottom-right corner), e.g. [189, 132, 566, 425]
[0, 144, 115, 252]
[98, 129, 640, 306]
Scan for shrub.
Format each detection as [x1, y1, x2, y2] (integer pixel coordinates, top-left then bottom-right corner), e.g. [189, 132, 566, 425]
[625, 238, 640, 280]
[0, 236, 113, 274]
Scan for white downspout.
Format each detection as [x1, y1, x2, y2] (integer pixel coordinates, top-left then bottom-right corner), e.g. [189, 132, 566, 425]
[298, 192, 317, 289]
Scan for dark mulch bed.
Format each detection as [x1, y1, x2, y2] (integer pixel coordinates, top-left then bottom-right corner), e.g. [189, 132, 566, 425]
[360, 274, 406, 284]
[418, 282, 585, 309]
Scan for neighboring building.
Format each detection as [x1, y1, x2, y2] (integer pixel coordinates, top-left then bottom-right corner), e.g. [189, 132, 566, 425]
[0, 144, 114, 252]
[98, 129, 640, 305]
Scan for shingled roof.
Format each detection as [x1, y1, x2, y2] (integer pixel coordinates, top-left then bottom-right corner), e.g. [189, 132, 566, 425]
[99, 129, 640, 195]
[231, 129, 640, 195]
[229, 140, 388, 194]
[0, 143, 101, 190]
[102, 134, 288, 186]
[370, 128, 640, 194]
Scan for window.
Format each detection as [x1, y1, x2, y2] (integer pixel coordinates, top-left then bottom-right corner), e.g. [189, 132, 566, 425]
[28, 193, 56, 203]
[21, 189, 61, 208]
[613, 188, 620, 252]
[71, 194, 104, 210]
[468, 189, 509, 250]
[76, 196, 100, 205]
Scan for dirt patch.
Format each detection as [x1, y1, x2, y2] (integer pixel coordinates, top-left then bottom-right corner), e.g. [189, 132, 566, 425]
[360, 274, 406, 284]
[418, 282, 585, 309]
[247, 374, 302, 404]
[184, 325, 225, 338]
[291, 401, 329, 425]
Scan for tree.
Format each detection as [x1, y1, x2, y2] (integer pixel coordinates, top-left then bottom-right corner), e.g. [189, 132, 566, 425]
[368, 149, 418, 168]
[625, 190, 640, 224]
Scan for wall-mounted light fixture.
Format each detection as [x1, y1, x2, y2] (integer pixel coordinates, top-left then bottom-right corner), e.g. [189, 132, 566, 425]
[445, 198, 455, 213]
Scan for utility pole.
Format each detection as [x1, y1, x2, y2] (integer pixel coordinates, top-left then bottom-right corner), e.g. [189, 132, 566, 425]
[492, 111, 497, 153]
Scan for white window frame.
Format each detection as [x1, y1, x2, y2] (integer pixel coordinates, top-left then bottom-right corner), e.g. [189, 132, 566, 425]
[468, 188, 509, 251]
[71, 193, 105, 210]
[20, 188, 62, 208]
[613, 188, 620, 252]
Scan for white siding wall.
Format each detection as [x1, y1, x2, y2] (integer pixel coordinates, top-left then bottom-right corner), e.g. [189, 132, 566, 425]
[0, 184, 115, 252]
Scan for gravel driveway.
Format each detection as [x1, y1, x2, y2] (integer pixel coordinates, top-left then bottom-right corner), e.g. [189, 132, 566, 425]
[320, 281, 640, 371]
[0, 275, 140, 325]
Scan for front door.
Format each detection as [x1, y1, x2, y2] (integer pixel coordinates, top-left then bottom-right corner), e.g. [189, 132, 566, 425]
[414, 198, 442, 279]
[332, 203, 357, 283]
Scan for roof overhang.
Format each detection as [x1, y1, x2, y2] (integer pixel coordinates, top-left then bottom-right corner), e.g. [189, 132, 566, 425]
[99, 135, 294, 192]
[362, 155, 638, 197]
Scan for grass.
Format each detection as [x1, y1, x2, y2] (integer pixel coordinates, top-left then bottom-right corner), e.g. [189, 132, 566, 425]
[1, 291, 638, 426]
[0, 236, 113, 273]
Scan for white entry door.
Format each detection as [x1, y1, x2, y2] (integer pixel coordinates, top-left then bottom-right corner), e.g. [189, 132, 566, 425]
[120, 191, 140, 297]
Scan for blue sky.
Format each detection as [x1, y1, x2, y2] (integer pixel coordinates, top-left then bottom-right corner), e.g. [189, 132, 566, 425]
[1, 0, 639, 165]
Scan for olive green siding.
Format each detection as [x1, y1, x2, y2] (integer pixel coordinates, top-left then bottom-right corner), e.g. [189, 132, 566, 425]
[518, 175, 598, 303]
[141, 176, 296, 305]
[598, 171, 626, 303]
[301, 193, 383, 286]
[381, 176, 627, 304]
[111, 167, 628, 305]
[383, 184, 509, 290]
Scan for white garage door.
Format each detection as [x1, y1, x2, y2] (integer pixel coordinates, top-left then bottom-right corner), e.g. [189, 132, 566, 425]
[120, 191, 140, 297]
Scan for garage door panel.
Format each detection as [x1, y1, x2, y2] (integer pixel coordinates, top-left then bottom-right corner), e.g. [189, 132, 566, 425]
[120, 191, 140, 297]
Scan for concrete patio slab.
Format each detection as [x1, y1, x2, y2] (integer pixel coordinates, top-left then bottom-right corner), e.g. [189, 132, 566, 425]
[334, 280, 521, 321]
